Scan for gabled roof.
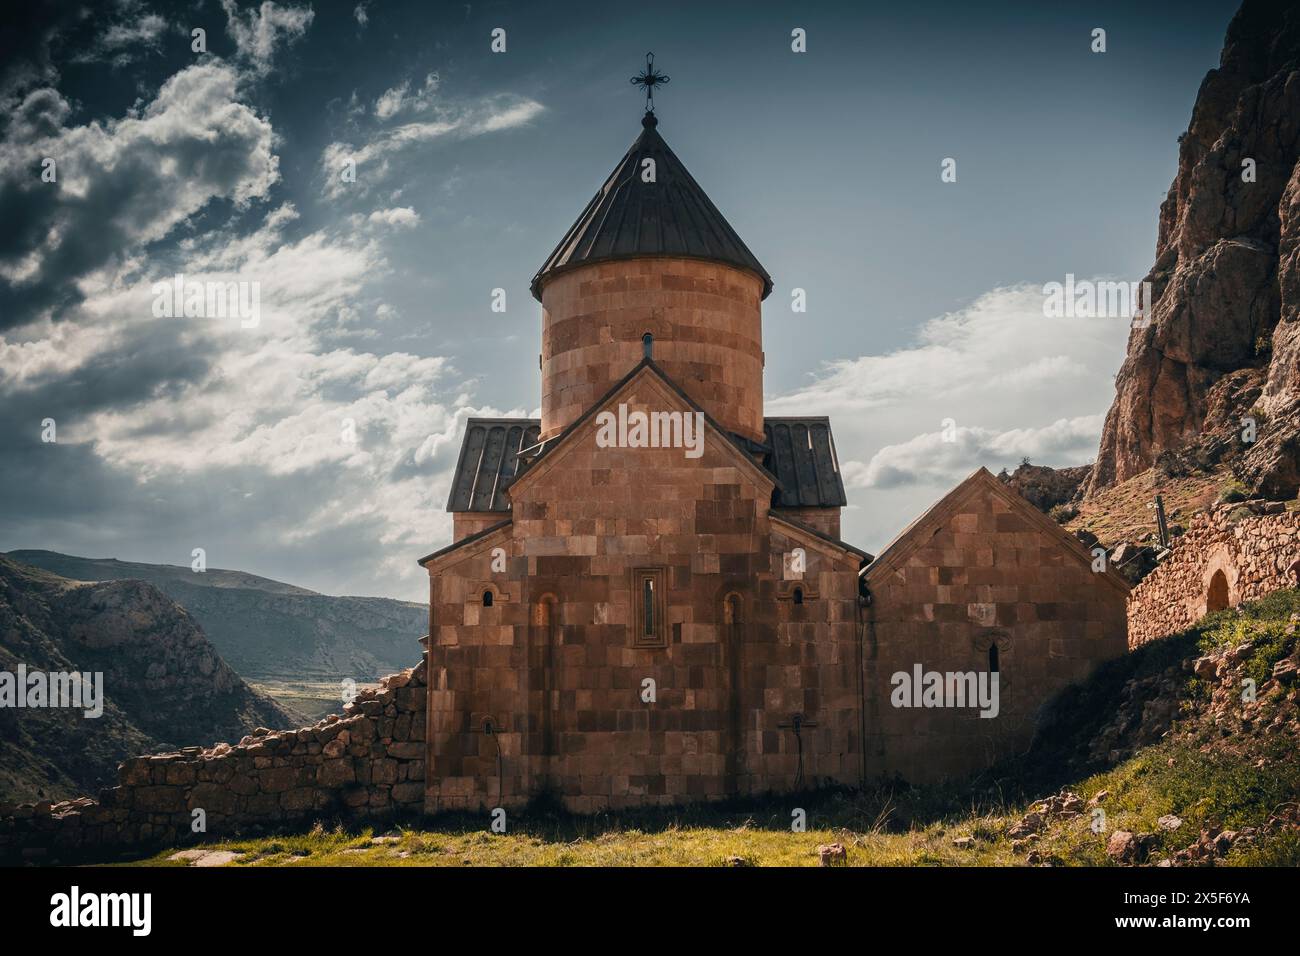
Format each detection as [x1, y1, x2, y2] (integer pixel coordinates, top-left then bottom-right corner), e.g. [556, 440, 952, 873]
[446, 410, 851, 515]
[530, 114, 772, 301]
[445, 419, 540, 513]
[417, 518, 512, 569]
[862, 468, 1130, 595]
[768, 510, 872, 562]
[764, 418, 847, 508]
[507, 357, 776, 500]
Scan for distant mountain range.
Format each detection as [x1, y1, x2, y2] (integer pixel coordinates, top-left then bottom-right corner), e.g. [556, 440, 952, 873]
[5, 551, 427, 685]
[0, 556, 302, 803]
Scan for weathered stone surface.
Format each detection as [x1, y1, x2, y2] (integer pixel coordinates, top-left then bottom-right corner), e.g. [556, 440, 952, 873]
[1087, 2, 1300, 500]
[1128, 506, 1300, 646]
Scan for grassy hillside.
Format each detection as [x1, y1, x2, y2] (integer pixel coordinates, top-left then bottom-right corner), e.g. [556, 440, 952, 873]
[1063, 466, 1229, 547]
[5, 550, 426, 688]
[135, 590, 1300, 867]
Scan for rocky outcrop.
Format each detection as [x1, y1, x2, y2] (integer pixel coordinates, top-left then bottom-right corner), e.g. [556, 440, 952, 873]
[1086, 0, 1300, 501]
[0, 557, 299, 802]
[5, 550, 427, 684]
[0, 662, 428, 864]
[996, 463, 1090, 516]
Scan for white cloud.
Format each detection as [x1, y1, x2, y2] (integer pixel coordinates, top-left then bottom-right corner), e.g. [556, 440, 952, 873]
[374, 72, 440, 119]
[320, 93, 544, 199]
[366, 207, 420, 229]
[845, 415, 1104, 490]
[221, 0, 314, 76]
[768, 283, 1127, 552]
[78, 9, 169, 65]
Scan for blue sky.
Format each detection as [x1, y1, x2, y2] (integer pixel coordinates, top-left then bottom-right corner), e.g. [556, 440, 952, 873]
[0, 0, 1241, 599]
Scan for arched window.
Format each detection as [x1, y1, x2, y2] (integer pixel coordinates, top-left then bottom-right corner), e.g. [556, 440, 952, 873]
[1207, 570, 1229, 613]
[988, 643, 999, 674]
[482, 590, 494, 607]
[642, 332, 654, 359]
[793, 587, 804, 605]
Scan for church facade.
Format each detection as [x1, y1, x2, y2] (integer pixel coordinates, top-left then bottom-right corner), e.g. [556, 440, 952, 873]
[418, 109, 1128, 813]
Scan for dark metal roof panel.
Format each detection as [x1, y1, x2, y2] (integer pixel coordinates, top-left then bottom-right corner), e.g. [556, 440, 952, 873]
[446, 419, 541, 513]
[763, 418, 848, 508]
[447, 415, 844, 512]
[531, 116, 772, 300]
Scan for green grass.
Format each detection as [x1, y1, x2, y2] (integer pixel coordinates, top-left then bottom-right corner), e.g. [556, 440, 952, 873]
[129, 797, 1028, 867]
[131, 590, 1300, 868]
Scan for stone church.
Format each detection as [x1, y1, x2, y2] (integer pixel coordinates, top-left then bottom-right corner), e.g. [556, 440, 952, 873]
[418, 105, 1129, 813]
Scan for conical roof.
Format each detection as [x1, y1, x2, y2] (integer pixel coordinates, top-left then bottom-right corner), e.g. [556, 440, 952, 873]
[530, 114, 772, 301]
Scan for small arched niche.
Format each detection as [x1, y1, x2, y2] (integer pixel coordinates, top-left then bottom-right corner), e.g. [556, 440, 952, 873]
[723, 592, 743, 625]
[1206, 569, 1230, 613]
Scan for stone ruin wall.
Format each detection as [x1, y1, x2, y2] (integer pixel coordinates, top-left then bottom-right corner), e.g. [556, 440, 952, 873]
[0, 660, 428, 864]
[1127, 505, 1300, 648]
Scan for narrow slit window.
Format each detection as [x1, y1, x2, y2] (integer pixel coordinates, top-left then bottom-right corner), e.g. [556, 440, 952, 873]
[633, 568, 666, 647]
[793, 586, 804, 605]
[643, 577, 654, 636]
[988, 644, 999, 674]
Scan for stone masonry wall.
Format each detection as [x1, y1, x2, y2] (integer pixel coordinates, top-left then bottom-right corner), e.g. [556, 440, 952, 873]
[539, 258, 767, 443]
[863, 480, 1129, 784]
[424, 368, 867, 813]
[0, 660, 427, 863]
[1127, 504, 1300, 647]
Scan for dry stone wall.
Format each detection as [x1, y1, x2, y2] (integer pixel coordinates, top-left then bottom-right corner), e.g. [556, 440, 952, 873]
[0, 660, 427, 863]
[1127, 504, 1300, 647]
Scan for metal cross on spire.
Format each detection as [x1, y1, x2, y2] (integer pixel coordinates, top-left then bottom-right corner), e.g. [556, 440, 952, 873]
[630, 52, 670, 114]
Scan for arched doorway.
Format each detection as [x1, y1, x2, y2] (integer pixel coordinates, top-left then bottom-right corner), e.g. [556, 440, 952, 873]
[1206, 569, 1229, 613]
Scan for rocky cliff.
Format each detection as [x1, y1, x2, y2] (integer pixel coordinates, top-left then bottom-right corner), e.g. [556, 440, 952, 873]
[5, 550, 427, 684]
[1086, 0, 1300, 501]
[0, 557, 300, 803]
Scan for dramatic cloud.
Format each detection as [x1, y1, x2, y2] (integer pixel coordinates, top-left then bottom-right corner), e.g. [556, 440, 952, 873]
[0, 7, 543, 600]
[0, 62, 278, 327]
